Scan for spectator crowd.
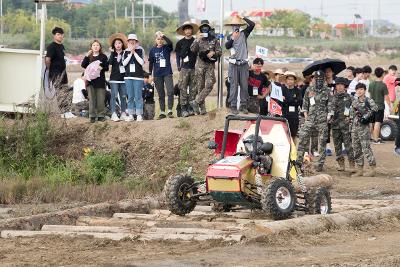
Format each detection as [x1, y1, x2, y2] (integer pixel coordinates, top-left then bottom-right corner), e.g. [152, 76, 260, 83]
[45, 16, 400, 175]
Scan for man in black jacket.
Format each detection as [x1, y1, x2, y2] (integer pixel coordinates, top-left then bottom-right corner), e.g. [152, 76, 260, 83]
[175, 21, 199, 117]
[225, 15, 255, 114]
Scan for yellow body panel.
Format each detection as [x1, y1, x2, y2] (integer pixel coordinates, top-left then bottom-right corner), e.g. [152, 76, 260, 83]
[207, 178, 241, 192]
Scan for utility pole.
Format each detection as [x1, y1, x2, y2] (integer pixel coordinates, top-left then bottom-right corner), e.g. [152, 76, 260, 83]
[263, 0, 266, 17]
[320, 0, 323, 17]
[0, 0, 3, 37]
[142, 0, 145, 34]
[151, 0, 154, 26]
[370, 0, 374, 36]
[114, 0, 117, 21]
[131, 0, 135, 31]
[218, 0, 224, 108]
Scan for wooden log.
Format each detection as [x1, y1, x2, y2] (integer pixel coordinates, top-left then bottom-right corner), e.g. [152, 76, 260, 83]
[76, 216, 156, 227]
[144, 227, 224, 235]
[1, 230, 244, 242]
[293, 174, 335, 192]
[0, 208, 12, 214]
[255, 205, 400, 235]
[112, 213, 161, 220]
[41, 225, 130, 233]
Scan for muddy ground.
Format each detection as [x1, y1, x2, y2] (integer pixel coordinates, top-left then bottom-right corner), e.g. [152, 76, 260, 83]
[0, 111, 400, 266]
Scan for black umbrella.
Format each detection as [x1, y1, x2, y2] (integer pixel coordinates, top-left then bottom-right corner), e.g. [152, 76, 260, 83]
[302, 58, 346, 77]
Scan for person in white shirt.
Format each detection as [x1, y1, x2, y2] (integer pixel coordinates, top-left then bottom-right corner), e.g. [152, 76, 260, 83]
[359, 65, 372, 97]
[72, 76, 89, 115]
[348, 67, 363, 96]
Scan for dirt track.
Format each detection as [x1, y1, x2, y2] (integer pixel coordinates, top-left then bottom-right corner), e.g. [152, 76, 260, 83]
[0, 113, 400, 266]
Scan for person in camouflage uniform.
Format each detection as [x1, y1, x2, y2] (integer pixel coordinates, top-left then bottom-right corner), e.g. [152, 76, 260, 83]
[190, 20, 222, 115]
[350, 83, 379, 177]
[297, 70, 333, 172]
[175, 21, 199, 117]
[330, 77, 356, 172]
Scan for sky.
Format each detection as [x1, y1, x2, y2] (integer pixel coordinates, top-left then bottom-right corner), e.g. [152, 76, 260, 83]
[151, 0, 400, 26]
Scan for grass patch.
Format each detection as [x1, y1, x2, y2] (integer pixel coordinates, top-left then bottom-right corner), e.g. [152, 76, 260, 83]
[175, 119, 191, 129]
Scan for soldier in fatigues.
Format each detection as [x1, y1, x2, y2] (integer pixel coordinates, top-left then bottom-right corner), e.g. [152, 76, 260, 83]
[297, 70, 333, 172]
[350, 83, 379, 177]
[330, 77, 356, 172]
[190, 20, 222, 115]
[175, 21, 199, 117]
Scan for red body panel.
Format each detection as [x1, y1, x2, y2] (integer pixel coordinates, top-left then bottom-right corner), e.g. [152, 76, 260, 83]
[214, 130, 243, 157]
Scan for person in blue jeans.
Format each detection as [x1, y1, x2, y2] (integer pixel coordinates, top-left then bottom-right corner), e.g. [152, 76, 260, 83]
[108, 33, 128, 122]
[123, 34, 145, 122]
[149, 31, 174, 119]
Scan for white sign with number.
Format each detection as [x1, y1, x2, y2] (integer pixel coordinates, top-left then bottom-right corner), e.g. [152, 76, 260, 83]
[255, 45, 268, 58]
[270, 82, 283, 102]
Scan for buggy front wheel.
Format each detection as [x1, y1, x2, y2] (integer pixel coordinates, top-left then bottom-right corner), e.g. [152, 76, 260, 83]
[164, 175, 197, 216]
[261, 178, 296, 220]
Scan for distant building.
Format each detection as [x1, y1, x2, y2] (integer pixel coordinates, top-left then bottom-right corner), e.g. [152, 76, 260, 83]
[67, 0, 91, 8]
[334, 23, 365, 38]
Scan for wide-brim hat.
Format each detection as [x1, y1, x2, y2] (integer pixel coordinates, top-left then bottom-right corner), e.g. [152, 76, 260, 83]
[274, 69, 284, 75]
[224, 16, 246, 26]
[127, 33, 139, 41]
[108, 33, 128, 49]
[177, 21, 199, 36]
[284, 71, 297, 80]
[199, 20, 211, 28]
[335, 77, 350, 87]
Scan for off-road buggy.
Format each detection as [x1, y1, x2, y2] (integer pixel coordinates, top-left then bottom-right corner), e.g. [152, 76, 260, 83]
[164, 115, 333, 220]
[380, 115, 399, 141]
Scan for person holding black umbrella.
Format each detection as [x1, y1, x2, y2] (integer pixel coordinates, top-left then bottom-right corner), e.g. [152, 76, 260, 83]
[297, 70, 333, 172]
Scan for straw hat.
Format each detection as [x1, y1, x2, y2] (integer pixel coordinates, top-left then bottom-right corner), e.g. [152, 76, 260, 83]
[108, 33, 128, 49]
[224, 16, 246, 26]
[176, 21, 199, 36]
[274, 69, 284, 75]
[284, 71, 297, 80]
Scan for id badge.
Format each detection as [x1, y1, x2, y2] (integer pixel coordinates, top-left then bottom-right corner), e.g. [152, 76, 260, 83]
[344, 107, 350, 116]
[129, 64, 135, 73]
[228, 58, 236, 64]
[119, 65, 126, 74]
[183, 56, 189, 63]
[289, 106, 295, 112]
[252, 87, 258, 96]
[230, 48, 236, 56]
[310, 96, 316, 106]
[160, 59, 166, 68]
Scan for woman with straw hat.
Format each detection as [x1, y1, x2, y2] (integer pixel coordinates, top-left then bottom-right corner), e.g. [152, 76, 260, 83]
[225, 14, 255, 114]
[108, 33, 128, 122]
[175, 21, 199, 117]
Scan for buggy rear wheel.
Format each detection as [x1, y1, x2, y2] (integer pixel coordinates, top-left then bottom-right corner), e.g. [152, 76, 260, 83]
[261, 178, 296, 220]
[380, 119, 398, 141]
[164, 175, 197, 216]
[306, 187, 332, 215]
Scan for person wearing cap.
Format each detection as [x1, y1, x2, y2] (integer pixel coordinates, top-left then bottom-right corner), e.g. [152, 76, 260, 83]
[123, 33, 146, 122]
[149, 31, 174, 119]
[175, 21, 199, 117]
[190, 20, 222, 115]
[281, 71, 302, 142]
[349, 83, 379, 177]
[247, 58, 271, 114]
[225, 15, 255, 114]
[330, 77, 356, 172]
[45, 27, 73, 117]
[108, 33, 128, 122]
[297, 70, 333, 172]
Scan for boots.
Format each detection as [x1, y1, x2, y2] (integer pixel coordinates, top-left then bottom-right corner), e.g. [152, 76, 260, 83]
[363, 165, 376, 177]
[199, 102, 207, 115]
[181, 106, 189, 117]
[337, 158, 345, 171]
[348, 160, 357, 173]
[190, 101, 200, 115]
[351, 165, 363, 177]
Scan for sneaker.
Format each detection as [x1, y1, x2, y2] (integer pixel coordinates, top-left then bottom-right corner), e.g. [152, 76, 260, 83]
[239, 106, 249, 114]
[325, 148, 332, 156]
[61, 112, 77, 119]
[158, 114, 167, 120]
[377, 138, 385, 144]
[111, 113, 120, 122]
[90, 117, 96, 123]
[230, 107, 239, 115]
[97, 117, 106, 122]
[395, 148, 400, 156]
[372, 140, 383, 145]
[136, 115, 143, 122]
[313, 151, 320, 157]
[182, 110, 189, 117]
[125, 115, 134, 122]
[120, 112, 127, 121]
[167, 112, 174, 118]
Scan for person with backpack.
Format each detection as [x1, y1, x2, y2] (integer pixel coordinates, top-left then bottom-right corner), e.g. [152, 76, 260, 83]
[350, 83, 379, 177]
